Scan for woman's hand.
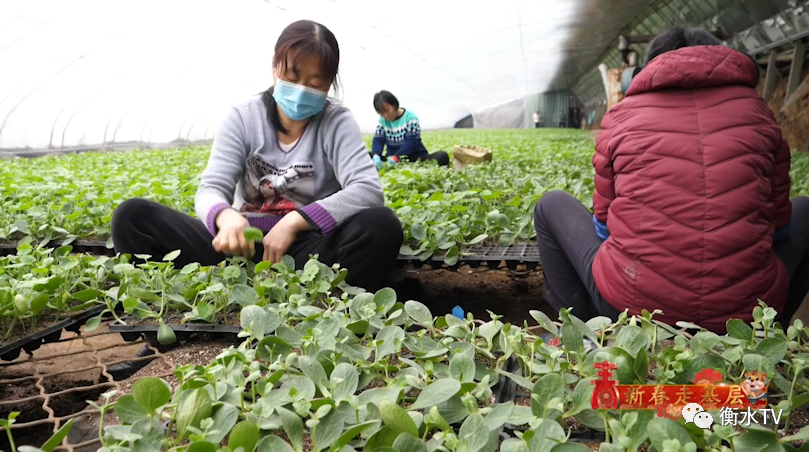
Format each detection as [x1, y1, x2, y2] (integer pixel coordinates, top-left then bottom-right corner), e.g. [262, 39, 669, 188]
[263, 211, 312, 263]
[212, 208, 254, 258]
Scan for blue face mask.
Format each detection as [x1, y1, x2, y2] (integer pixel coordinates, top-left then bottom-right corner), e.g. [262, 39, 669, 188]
[273, 80, 328, 121]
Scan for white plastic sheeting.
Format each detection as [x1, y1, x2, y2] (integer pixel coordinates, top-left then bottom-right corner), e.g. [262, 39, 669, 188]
[472, 97, 531, 129]
[0, 0, 581, 150]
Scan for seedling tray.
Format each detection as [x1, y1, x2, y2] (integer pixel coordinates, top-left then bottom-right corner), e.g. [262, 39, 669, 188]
[498, 423, 607, 443]
[0, 305, 105, 362]
[0, 240, 114, 257]
[110, 322, 242, 351]
[397, 243, 541, 271]
[1, 240, 542, 270]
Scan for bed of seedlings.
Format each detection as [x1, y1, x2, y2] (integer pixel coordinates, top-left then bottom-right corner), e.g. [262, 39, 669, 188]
[4, 130, 807, 263]
[0, 242, 116, 355]
[3, 131, 809, 451]
[2, 244, 809, 451]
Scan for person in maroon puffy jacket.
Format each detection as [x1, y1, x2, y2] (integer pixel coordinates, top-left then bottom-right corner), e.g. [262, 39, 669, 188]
[533, 27, 809, 333]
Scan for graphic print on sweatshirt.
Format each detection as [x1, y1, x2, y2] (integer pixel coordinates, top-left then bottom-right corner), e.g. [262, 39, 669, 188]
[240, 155, 315, 215]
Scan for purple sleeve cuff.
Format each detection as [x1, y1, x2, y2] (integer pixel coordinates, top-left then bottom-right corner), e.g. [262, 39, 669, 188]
[298, 203, 338, 235]
[206, 202, 232, 237]
[246, 215, 282, 232]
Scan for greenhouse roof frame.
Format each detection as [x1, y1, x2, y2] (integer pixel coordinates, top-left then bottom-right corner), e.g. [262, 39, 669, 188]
[569, 0, 809, 107]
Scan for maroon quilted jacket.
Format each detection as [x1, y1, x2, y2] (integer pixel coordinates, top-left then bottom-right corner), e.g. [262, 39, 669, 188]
[591, 45, 792, 333]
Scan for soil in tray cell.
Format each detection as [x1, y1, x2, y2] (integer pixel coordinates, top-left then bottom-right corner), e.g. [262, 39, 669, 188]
[0, 421, 56, 450]
[515, 394, 530, 407]
[40, 376, 107, 418]
[790, 408, 809, 427]
[0, 376, 44, 422]
[126, 310, 242, 328]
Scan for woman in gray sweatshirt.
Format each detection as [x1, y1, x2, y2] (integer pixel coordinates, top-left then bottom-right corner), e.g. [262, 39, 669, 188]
[111, 20, 403, 292]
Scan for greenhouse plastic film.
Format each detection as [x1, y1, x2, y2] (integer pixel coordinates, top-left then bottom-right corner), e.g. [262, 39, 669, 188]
[0, 0, 583, 150]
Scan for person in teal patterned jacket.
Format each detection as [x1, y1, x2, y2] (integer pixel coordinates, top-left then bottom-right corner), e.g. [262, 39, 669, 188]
[370, 91, 449, 170]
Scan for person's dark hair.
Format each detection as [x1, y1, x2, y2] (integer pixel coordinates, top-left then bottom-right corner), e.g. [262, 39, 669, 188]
[261, 20, 340, 134]
[373, 91, 399, 114]
[645, 27, 722, 64]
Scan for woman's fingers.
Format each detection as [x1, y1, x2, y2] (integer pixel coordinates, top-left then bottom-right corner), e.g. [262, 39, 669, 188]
[212, 226, 255, 257]
[237, 231, 251, 258]
[213, 233, 229, 253]
[228, 230, 241, 255]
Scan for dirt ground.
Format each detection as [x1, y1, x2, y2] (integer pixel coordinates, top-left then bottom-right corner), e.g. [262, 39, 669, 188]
[756, 67, 809, 151]
[389, 266, 553, 326]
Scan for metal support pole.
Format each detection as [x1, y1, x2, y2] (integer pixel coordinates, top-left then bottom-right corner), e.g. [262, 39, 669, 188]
[787, 41, 805, 99]
[112, 114, 128, 144]
[763, 51, 779, 102]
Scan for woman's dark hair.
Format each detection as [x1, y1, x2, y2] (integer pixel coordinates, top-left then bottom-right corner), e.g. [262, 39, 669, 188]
[373, 90, 399, 113]
[645, 27, 722, 64]
[261, 20, 340, 134]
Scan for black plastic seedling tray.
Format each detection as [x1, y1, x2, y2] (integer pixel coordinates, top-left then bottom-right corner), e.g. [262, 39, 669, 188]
[0, 305, 106, 361]
[2, 240, 542, 270]
[397, 243, 542, 271]
[495, 359, 608, 444]
[0, 240, 115, 257]
[110, 320, 243, 352]
[498, 423, 607, 443]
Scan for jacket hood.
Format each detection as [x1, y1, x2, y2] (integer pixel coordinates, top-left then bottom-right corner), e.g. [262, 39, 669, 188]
[627, 46, 759, 96]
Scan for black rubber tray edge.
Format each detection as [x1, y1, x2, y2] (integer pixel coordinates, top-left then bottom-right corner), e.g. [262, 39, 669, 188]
[0, 305, 106, 362]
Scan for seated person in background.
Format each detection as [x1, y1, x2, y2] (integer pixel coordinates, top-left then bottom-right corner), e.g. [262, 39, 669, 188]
[370, 90, 449, 169]
[533, 27, 809, 333]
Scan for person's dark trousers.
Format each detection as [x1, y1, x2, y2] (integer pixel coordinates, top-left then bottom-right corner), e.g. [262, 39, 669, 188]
[774, 196, 809, 325]
[111, 199, 404, 293]
[533, 191, 622, 321]
[419, 151, 449, 167]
